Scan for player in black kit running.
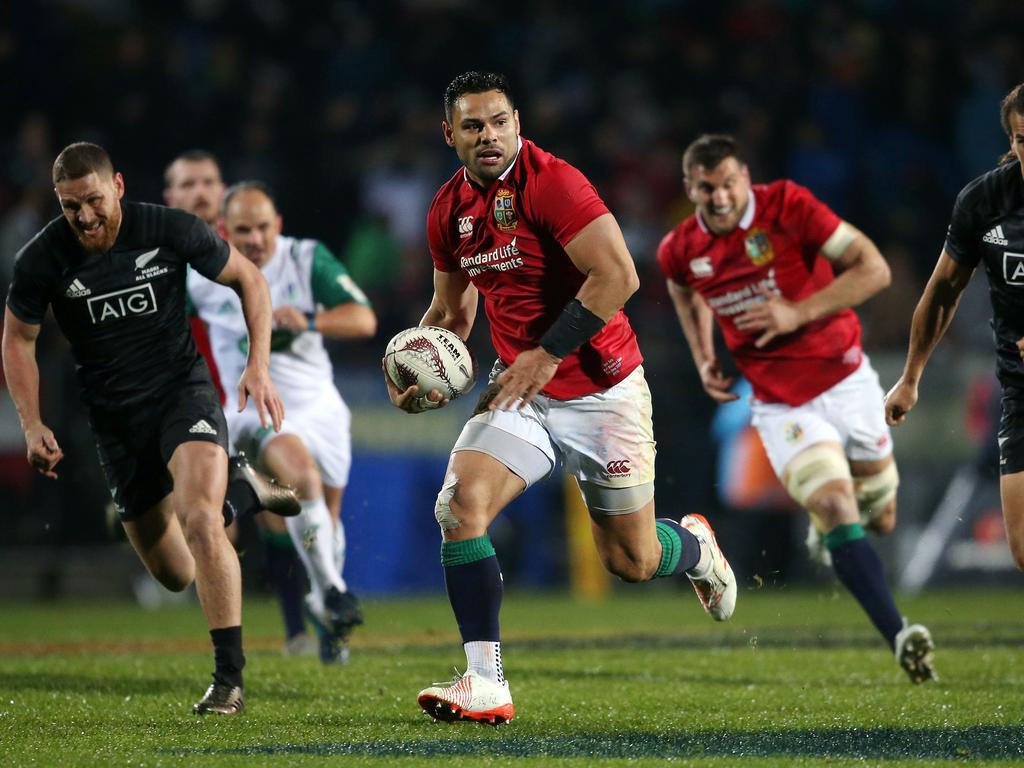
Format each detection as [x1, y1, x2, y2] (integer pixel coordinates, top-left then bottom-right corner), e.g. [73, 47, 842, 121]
[2, 142, 284, 715]
[886, 82, 1024, 576]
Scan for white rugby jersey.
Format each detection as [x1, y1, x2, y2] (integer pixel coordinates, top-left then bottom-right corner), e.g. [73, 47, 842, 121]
[187, 235, 369, 409]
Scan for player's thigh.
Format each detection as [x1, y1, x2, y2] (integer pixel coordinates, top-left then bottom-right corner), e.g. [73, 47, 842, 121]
[90, 405, 174, 523]
[290, 390, 352, 490]
[548, 365, 656, 510]
[167, 440, 229, 514]
[438, 448, 528, 540]
[160, 377, 230, 517]
[439, 394, 554, 539]
[122, 494, 194, 591]
[751, 399, 842, 482]
[999, 472, 1024, 569]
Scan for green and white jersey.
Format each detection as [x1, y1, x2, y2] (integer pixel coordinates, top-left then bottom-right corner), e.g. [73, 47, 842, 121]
[187, 235, 370, 409]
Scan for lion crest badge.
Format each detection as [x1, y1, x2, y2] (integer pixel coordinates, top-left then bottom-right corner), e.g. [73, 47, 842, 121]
[744, 228, 774, 266]
[494, 188, 518, 232]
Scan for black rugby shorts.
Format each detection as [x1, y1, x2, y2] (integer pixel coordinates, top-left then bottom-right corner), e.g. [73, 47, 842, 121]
[90, 377, 228, 520]
[998, 384, 1024, 475]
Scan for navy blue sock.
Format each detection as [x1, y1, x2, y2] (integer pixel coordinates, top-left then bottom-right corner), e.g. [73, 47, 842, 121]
[210, 625, 245, 688]
[263, 533, 307, 639]
[826, 523, 904, 648]
[654, 519, 702, 577]
[441, 536, 502, 642]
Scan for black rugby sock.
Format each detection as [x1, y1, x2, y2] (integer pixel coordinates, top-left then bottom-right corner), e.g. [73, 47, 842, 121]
[826, 524, 903, 648]
[210, 626, 245, 688]
[441, 536, 502, 642]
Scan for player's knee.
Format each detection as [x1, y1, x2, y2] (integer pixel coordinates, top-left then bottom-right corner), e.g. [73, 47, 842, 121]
[601, 548, 658, 583]
[180, 507, 227, 551]
[854, 463, 899, 534]
[807, 485, 858, 531]
[867, 500, 897, 535]
[434, 470, 463, 532]
[435, 470, 494, 537]
[150, 562, 194, 592]
[785, 445, 854, 528]
[1007, 530, 1024, 573]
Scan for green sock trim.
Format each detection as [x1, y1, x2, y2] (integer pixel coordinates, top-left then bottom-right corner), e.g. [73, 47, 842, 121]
[823, 522, 866, 550]
[440, 535, 496, 567]
[260, 530, 294, 549]
[654, 521, 682, 577]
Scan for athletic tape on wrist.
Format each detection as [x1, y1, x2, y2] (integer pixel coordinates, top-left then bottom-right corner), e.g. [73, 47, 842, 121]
[539, 298, 606, 359]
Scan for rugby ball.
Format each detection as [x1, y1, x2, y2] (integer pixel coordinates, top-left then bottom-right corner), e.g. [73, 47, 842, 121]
[384, 326, 477, 410]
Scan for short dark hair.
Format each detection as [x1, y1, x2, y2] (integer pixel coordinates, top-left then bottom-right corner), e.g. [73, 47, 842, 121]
[222, 180, 276, 214]
[999, 83, 1024, 165]
[52, 142, 113, 185]
[443, 71, 514, 122]
[164, 149, 221, 187]
[1000, 83, 1024, 138]
[682, 134, 742, 178]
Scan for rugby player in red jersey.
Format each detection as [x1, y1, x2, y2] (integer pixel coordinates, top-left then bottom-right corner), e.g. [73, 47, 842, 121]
[658, 133, 935, 683]
[384, 71, 737, 724]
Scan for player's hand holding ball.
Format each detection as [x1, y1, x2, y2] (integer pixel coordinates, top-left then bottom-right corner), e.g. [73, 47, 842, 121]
[383, 326, 477, 414]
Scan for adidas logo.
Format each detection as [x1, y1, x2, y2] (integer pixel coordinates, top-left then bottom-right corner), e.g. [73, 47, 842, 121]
[983, 225, 1008, 246]
[65, 278, 91, 298]
[188, 419, 217, 435]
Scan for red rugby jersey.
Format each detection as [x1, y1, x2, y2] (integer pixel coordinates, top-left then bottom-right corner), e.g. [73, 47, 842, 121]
[428, 139, 642, 399]
[657, 180, 862, 406]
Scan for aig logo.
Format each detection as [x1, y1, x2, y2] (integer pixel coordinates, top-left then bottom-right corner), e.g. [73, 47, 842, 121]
[1004, 252, 1024, 285]
[458, 216, 474, 238]
[87, 283, 158, 323]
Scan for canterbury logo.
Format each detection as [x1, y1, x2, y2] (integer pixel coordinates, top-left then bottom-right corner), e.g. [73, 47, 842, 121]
[605, 459, 632, 476]
[458, 216, 474, 237]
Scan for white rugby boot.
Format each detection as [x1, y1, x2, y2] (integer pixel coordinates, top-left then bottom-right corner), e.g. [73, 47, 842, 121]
[418, 671, 514, 725]
[895, 620, 937, 684]
[681, 514, 737, 621]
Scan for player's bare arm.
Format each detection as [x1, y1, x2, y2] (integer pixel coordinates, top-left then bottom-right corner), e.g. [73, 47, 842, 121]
[885, 250, 974, 426]
[384, 269, 477, 413]
[491, 213, 638, 411]
[666, 278, 738, 403]
[272, 302, 377, 338]
[734, 222, 891, 348]
[215, 245, 284, 431]
[1, 308, 64, 478]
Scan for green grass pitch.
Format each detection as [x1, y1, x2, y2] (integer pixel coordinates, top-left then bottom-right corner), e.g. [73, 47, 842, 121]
[1, 586, 1022, 767]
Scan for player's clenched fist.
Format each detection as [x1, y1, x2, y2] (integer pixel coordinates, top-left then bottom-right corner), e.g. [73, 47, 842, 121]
[884, 376, 918, 426]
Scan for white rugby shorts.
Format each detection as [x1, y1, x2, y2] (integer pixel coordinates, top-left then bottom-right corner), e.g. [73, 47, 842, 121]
[452, 362, 656, 489]
[226, 384, 352, 489]
[751, 355, 894, 478]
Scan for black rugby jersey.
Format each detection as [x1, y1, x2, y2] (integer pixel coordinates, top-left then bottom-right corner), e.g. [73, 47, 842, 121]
[6, 201, 229, 408]
[945, 160, 1024, 386]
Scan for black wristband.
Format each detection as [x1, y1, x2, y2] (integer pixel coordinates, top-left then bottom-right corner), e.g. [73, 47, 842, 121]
[539, 299, 606, 359]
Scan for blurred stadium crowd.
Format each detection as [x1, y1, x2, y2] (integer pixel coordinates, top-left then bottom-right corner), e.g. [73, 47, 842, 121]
[1, 0, 1021, 565]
